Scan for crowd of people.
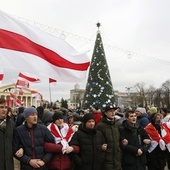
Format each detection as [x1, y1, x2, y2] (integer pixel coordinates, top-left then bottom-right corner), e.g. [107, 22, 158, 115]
[1, 97, 170, 170]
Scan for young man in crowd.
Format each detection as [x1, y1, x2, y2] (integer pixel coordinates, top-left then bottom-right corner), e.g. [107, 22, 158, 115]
[13, 106, 55, 170]
[96, 105, 121, 170]
[119, 110, 150, 170]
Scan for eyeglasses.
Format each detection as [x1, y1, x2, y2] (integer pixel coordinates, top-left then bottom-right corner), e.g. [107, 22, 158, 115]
[0, 106, 8, 109]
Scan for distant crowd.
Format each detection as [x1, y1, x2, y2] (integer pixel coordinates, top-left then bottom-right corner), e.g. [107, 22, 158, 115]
[1, 97, 170, 170]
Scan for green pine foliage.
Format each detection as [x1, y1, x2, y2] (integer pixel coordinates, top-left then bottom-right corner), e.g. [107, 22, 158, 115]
[82, 30, 115, 110]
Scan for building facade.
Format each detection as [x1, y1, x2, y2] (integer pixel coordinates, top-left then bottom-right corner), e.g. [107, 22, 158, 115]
[0, 83, 42, 108]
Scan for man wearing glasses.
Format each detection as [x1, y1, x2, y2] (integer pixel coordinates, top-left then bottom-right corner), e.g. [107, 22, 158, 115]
[0, 98, 15, 170]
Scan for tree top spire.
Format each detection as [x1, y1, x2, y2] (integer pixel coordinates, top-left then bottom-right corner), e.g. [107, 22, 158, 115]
[96, 22, 101, 29]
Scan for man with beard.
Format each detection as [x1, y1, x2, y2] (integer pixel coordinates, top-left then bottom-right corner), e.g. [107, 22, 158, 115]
[119, 110, 151, 170]
[13, 106, 55, 170]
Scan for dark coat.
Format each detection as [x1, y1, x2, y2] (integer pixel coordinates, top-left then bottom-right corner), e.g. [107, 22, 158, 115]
[69, 125, 105, 170]
[13, 123, 55, 170]
[119, 120, 150, 170]
[96, 116, 121, 170]
[0, 116, 15, 170]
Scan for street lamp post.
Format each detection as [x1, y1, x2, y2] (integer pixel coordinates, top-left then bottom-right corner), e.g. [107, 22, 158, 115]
[125, 87, 132, 108]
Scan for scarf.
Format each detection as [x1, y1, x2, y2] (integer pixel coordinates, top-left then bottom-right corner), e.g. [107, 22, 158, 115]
[160, 122, 170, 152]
[48, 122, 74, 154]
[145, 123, 165, 152]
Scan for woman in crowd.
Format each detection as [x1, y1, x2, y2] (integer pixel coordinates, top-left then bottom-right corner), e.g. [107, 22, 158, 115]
[145, 113, 167, 170]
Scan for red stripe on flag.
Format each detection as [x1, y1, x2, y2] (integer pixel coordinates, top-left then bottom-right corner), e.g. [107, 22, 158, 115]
[0, 29, 90, 71]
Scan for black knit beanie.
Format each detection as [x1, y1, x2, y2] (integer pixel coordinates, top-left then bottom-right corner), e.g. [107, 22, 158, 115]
[52, 111, 64, 122]
[83, 113, 94, 124]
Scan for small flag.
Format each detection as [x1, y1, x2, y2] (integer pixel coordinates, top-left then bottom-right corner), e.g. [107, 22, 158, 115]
[31, 90, 43, 101]
[49, 78, 57, 83]
[16, 79, 30, 88]
[18, 72, 40, 82]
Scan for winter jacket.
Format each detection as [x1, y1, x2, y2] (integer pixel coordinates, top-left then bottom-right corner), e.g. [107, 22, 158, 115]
[0, 116, 15, 170]
[13, 123, 55, 170]
[96, 116, 121, 170]
[44, 142, 79, 170]
[69, 125, 106, 170]
[119, 120, 150, 170]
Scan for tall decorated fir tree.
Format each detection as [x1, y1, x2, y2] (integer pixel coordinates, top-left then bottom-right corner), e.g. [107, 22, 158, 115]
[82, 23, 115, 110]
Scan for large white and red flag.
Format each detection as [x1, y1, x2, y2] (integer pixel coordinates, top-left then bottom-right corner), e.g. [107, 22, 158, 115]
[0, 10, 90, 82]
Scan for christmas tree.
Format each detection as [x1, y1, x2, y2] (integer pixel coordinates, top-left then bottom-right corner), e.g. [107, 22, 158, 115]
[82, 23, 115, 110]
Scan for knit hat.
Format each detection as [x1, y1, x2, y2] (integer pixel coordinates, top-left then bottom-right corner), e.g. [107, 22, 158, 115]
[52, 111, 64, 122]
[150, 107, 157, 114]
[105, 105, 117, 112]
[83, 113, 94, 124]
[135, 107, 146, 114]
[69, 112, 81, 121]
[24, 107, 37, 119]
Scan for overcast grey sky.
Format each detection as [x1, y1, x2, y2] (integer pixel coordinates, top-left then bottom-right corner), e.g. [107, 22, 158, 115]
[0, 0, 170, 101]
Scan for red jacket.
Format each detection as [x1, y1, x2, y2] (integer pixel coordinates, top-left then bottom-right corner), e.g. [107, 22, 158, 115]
[44, 142, 79, 170]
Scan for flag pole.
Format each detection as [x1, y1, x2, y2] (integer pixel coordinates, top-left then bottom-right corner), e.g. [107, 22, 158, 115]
[49, 82, 52, 103]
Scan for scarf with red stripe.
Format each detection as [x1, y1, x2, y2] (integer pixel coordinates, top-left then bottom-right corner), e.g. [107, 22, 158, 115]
[48, 122, 74, 154]
[145, 123, 165, 152]
[160, 122, 170, 152]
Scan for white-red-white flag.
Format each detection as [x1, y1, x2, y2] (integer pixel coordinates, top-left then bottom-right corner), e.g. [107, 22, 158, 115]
[16, 79, 30, 89]
[18, 72, 40, 82]
[16, 72, 40, 88]
[10, 92, 24, 106]
[10, 92, 15, 100]
[31, 90, 43, 101]
[31, 90, 38, 97]
[0, 10, 90, 82]
[18, 88, 24, 95]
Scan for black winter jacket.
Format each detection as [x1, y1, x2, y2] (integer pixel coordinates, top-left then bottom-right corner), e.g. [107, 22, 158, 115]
[13, 123, 55, 170]
[119, 120, 150, 170]
[69, 125, 105, 170]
